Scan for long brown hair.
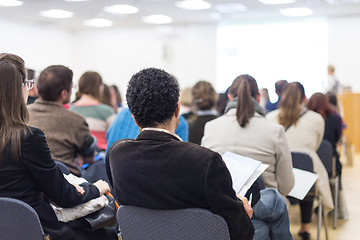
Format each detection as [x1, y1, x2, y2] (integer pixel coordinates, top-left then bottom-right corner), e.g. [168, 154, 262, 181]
[278, 82, 305, 128]
[78, 71, 103, 100]
[307, 92, 333, 119]
[0, 53, 28, 160]
[229, 74, 259, 127]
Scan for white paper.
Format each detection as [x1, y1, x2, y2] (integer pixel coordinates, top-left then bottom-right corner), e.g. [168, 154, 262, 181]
[288, 168, 318, 200]
[222, 151, 268, 196]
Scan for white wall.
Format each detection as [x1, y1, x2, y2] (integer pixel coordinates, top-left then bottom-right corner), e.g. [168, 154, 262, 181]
[1, 16, 360, 97]
[328, 17, 360, 92]
[72, 24, 216, 98]
[0, 20, 73, 73]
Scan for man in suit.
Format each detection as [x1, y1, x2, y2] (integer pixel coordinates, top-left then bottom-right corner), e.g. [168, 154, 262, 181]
[106, 68, 254, 240]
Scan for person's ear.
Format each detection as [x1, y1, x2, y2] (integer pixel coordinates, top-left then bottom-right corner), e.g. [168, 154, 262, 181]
[256, 94, 260, 103]
[228, 94, 233, 101]
[131, 113, 142, 130]
[174, 102, 180, 118]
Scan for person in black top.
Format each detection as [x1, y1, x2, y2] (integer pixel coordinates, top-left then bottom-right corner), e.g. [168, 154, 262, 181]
[0, 53, 111, 240]
[308, 92, 342, 176]
[106, 68, 254, 240]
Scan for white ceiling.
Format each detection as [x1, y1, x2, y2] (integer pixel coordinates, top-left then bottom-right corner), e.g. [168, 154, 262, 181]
[1, 0, 360, 30]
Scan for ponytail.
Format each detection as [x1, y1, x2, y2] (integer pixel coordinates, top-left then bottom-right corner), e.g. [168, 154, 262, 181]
[230, 74, 259, 128]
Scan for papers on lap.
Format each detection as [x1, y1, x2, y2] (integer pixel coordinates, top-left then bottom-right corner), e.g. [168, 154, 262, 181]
[222, 151, 269, 197]
[288, 168, 318, 200]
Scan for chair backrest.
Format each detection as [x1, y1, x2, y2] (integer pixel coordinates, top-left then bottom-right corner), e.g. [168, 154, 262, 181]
[316, 139, 333, 175]
[55, 160, 71, 175]
[117, 205, 230, 240]
[0, 197, 48, 240]
[291, 152, 314, 172]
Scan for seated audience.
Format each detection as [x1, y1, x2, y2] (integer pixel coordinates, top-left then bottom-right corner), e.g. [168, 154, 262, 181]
[265, 80, 288, 113]
[267, 82, 334, 240]
[106, 68, 292, 240]
[28, 65, 96, 176]
[308, 92, 342, 176]
[71, 71, 116, 151]
[0, 53, 111, 240]
[26, 68, 38, 104]
[202, 74, 294, 196]
[106, 67, 254, 240]
[188, 81, 218, 145]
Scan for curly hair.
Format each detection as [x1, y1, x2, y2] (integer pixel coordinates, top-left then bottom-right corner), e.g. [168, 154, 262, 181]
[126, 68, 180, 128]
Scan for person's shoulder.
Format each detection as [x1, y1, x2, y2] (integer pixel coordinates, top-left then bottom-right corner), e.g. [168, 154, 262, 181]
[22, 126, 46, 144]
[97, 104, 115, 114]
[306, 110, 324, 122]
[181, 140, 222, 160]
[265, 109, 280, 120]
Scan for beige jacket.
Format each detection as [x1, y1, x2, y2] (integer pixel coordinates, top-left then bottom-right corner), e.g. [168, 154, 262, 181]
[201, 109, 295, 196]
[267, 108, 334, 210]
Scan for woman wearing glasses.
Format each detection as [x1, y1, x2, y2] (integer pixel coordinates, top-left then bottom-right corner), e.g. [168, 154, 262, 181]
[0, 53, 112, 240]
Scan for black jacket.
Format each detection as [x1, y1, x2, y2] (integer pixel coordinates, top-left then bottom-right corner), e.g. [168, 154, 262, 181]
[106, 129, 254, 240]
[0, 127, 100, 240]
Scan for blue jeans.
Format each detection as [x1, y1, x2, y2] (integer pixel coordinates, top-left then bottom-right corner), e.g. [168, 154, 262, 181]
[252, 188, 293, 240]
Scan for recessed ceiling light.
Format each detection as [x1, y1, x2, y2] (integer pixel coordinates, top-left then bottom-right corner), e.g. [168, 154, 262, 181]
[280, 7, 313, 16]
[40, 9, 74, 19]
[142, 15, 173, 24]
[0, 0, 23, 7]
[259, 0, 296, 4]
[84, 18, 113, 27]
[215, 3, 248, 13]
[175, 0, 211, 10]
[103, 4, 138, 14]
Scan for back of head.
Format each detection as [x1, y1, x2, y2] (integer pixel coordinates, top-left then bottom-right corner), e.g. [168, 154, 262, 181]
[328, 64, 335, 75]
[278, 82, 305, 128]
[307, 92, 332, 119]
[229, 74, 259, 128]
[275, 80, 288, 97]
[126, 68, 179, 128]
[101, 84, 112, 107]
[110, 85, 122, 104]
[326, 92, 338, 107]
[78, 71, 103, 100]
[191, 81, 217, 111]
[37, 65, 73, 102]
[0, 53, 28, 160]
[179, 87, 192, 108]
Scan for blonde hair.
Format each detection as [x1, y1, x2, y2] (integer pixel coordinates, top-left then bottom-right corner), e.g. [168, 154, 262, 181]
[278, 82, 304, 128]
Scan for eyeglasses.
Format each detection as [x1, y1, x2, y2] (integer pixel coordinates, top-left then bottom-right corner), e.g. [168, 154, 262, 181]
[24, 79, 35, 90]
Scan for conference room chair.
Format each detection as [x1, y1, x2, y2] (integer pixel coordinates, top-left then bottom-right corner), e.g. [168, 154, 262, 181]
[116, 205, 230, 240]
[290, 152, 329, 240]
[317, 139, 340, 229]
[0, 197, 50, 240]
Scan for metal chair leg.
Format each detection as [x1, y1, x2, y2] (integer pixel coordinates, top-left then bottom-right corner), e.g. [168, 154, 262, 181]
[333, 176, 339, 229]
[323, 208, 329, 240]
[317, 198, 322, 240]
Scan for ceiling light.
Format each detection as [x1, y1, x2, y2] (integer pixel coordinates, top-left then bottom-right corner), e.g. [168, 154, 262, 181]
[142, 15, 173, 24]
[280, 7, 313, 16]
[175, 0, 211, 10]
[84, 18, 113, 27]
[259, 0, 296, 4]
[40, 9, 74, 18]
[215, 3, 248, 13]
[103, 4, 138, 14]
[0, 0, 23, 7]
